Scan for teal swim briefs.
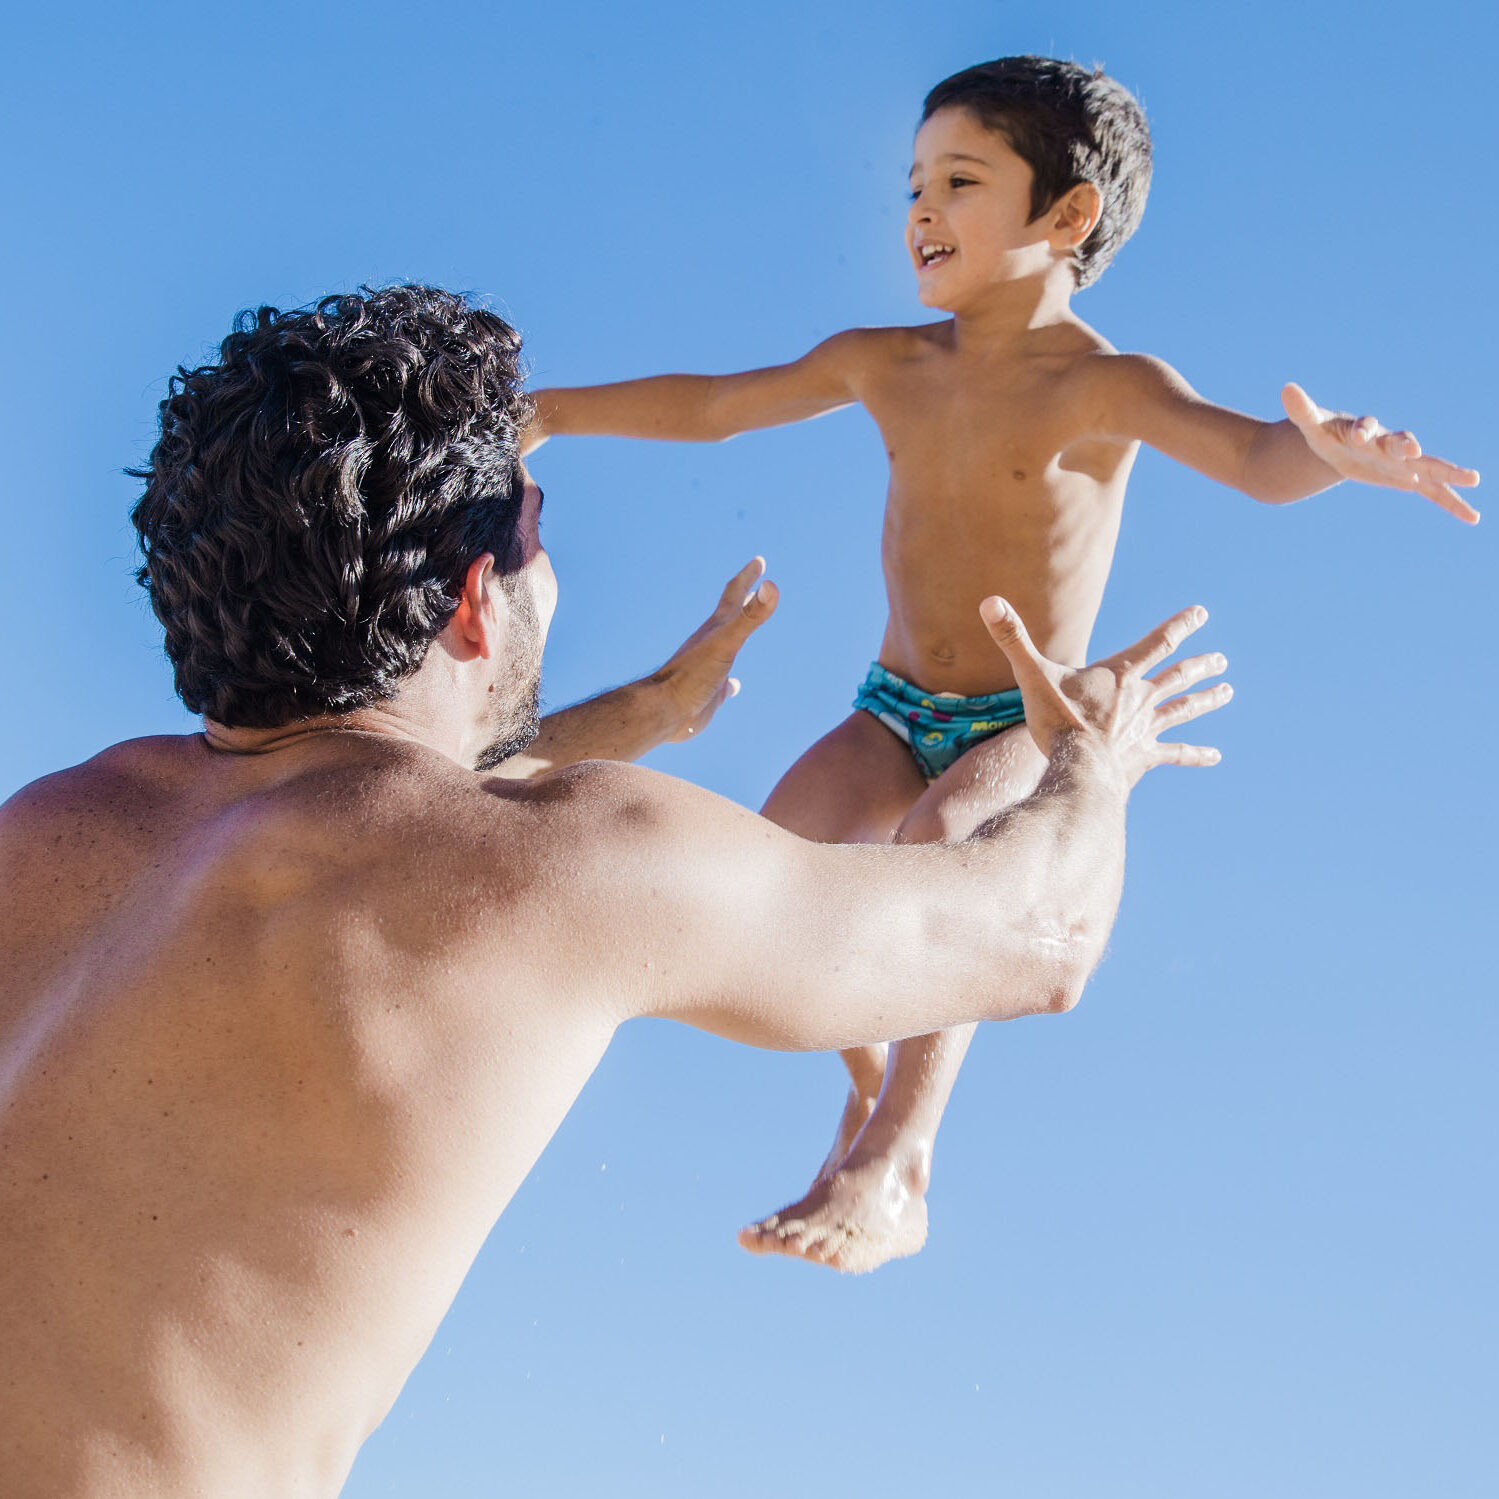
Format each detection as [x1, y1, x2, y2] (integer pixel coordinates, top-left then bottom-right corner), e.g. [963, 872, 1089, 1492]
[852, 661, 1026, 781]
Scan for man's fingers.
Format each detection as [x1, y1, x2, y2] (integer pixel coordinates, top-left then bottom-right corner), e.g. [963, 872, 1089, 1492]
[716, 555, 767, 613]
[709, 570, 779, 650]
[1153, 681, 1233, 731]
[1148, 651, 1228, 702]
[1112, 604, 1209, 676]
[979, 595, 1049, 686]
[742, 577, 779, 625]
[1152, 741, 1223, 769]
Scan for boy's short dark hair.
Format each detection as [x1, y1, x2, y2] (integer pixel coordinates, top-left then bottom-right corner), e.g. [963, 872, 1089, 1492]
[922, 55, 1152, 289]
[131, 284, 534, 729]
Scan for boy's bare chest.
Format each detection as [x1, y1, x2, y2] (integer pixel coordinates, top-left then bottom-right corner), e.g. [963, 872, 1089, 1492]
[862, 358, 1093, 488]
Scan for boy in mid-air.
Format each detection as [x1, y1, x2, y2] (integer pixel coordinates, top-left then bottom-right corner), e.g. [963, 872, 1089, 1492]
[524, 56, 1479, 1274]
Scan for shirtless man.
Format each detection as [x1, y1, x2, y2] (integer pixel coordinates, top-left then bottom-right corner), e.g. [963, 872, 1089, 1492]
[0, 284, 1229, 1498]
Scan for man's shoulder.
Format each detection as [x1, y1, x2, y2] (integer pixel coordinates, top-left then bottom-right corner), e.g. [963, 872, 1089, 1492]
[473, 758, 677, 851]
[0, 734, 202, 835]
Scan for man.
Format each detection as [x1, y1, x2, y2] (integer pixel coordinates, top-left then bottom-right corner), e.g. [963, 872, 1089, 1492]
[0, 285, 1229, 1497]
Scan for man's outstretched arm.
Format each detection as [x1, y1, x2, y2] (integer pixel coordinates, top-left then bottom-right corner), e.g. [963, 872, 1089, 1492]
[492, 558, 778, 779]
[557, 597, 1231, 1051]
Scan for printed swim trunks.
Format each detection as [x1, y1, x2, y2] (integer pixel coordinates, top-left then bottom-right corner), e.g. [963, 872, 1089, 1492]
[852, 661, 1027, 781]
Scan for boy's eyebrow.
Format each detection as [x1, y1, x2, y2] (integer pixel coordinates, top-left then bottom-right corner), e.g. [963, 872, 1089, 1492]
[908, 151, 992, 176]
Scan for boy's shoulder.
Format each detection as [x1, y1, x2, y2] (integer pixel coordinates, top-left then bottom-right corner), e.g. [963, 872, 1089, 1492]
[812, 322, 955, 380]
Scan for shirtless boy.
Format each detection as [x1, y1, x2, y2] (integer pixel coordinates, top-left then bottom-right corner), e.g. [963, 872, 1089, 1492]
[525, 55, 1481, 1274]
[0, 283, 1230, 1496]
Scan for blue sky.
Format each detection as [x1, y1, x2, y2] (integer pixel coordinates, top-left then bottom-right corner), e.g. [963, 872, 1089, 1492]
[3, 1, 1495, 1494]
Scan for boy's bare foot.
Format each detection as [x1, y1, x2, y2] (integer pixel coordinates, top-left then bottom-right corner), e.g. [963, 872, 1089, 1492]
[737, 1148, 930, 1274]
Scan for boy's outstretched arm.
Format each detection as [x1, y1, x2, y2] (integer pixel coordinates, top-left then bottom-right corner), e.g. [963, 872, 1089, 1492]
[1094, 354, 1480, 523]
[523, 329, 877, 454]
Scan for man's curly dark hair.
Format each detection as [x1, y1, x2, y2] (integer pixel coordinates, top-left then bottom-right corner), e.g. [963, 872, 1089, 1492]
[130, 283, 535, 728]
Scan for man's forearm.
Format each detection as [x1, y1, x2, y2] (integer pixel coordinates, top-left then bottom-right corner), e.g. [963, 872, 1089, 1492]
[1241, 418, 1341, 504]
[492, 678, 676, 779]
[948, 735, 1129, 1017]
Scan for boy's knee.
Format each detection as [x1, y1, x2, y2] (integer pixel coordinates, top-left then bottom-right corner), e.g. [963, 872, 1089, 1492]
[893, 799, 949, 845]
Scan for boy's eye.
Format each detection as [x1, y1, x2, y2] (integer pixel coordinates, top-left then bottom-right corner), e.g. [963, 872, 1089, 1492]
[949, 176, 975, 189]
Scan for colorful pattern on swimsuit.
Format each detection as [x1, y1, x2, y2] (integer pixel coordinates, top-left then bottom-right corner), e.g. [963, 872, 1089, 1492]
[852, 661, 1026, 781]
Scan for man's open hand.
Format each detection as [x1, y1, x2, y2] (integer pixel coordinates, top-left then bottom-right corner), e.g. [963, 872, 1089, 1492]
[980, 597, 1232, 786]
[1281, 382, 1480, 525]
[653, 557, 779, 743]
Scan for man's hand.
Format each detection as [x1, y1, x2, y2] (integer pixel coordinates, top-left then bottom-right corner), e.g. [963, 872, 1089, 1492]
[979, 597, 1232, 786]
[652, 556, 779, 743]
[1281, 382, 1480, 525]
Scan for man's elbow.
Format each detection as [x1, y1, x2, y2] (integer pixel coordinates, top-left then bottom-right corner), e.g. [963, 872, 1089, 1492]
[1020, 940, 1101, 1017]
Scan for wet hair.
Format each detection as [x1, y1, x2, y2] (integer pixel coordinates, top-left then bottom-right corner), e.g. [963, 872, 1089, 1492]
[921, 55, 1152, 288]
[131, 284, 534, 728]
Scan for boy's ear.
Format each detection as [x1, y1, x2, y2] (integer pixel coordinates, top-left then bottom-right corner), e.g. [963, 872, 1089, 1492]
[448, 553, 501, 661]
[1049, 181, 1103, 250]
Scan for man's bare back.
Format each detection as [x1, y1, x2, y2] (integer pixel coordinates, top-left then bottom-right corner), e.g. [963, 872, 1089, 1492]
[0, 284, 1230, 1495]
[1, 734, 613, 1494]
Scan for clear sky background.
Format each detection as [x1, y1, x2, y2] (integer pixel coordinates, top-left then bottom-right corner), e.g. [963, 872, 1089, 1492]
[3, 2, 1495, 1494]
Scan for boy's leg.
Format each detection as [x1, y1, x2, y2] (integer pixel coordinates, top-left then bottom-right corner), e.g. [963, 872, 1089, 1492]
[740, 724, 1046, 1273]
[756, 711, 929, 1195]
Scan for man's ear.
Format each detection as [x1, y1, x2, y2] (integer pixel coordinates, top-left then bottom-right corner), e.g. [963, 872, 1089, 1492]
[1049, 181, 1102, 250]
[449, 553, 501, 661]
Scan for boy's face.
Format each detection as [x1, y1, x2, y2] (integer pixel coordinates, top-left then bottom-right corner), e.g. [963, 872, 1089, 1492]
[906, 107, 1056, 309]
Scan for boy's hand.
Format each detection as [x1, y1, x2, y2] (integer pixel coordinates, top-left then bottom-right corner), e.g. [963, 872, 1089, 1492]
[979, 597, 1231, 786]
[1281, 382, 1481, 524]
[653, 557, 779, 743]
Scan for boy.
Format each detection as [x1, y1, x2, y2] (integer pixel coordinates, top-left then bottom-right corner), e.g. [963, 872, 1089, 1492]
[523, 56, 1479, 1274]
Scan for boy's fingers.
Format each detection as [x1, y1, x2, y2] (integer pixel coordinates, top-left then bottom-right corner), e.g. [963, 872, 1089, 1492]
[1420, 481, 1481, 525]
[1280, 382, 1320, 428]
[1418, 455, 1481, 486]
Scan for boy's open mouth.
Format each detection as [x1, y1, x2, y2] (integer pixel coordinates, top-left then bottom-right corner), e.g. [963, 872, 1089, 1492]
[917, 242, 955, 270]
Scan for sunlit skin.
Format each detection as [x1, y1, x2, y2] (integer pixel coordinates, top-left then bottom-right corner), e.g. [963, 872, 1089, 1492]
[527, 103, 1480, 1273]
[0, 453, 1229, 1491]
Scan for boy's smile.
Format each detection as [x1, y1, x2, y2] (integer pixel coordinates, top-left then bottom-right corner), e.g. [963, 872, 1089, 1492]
[906, 106, 1065, 311]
